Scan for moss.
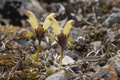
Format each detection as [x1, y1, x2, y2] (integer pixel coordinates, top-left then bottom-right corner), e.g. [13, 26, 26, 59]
[102, 7, 110, 13]
[95, 30, 100, 34]
[102, 29, 107, 34]
[68, 44, 75, 50]
[0, 55, 14, 69]
[90, 32, 95, 37]
[19, 72, 31, 80]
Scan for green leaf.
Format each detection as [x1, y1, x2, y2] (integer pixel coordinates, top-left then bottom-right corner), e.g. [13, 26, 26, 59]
[67, 36, 73, 42]
[46, 33, 53, 36]
[50, 37, 56, 41]
[26, 32, 35, 37]
[34, 61, 43, 67]
[76, 46, 81, 49]
[25, 54, 30, 64]
[68, 44, 75, 50]
[45, 67, 55, 75]
[31, 53, 37, 60]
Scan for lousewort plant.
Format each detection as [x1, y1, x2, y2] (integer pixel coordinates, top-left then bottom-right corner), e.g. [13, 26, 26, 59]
[49, 17, 75, 71]
[26, 11, 56, 61]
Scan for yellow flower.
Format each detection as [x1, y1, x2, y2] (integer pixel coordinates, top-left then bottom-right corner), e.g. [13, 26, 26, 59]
[48, 16, 75, 71]
[49, 17, 61, 35]
[63, 20, 75, 36]
[27, 11, 56, 31]
[26, 11, 38, 30]
[49, 17, 74, 36]
[43, 13, 56, 30]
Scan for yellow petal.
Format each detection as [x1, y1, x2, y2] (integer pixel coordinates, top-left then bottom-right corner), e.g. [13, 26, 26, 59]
[63, 20, 75, 36]
[49, 17, 61, 35]
[26, 11, 38, 29]
[43, 13, 56, 30]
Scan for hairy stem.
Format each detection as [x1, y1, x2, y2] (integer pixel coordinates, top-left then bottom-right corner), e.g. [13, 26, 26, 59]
[58, 48, 63, 71]
[36, 40, 41, 61]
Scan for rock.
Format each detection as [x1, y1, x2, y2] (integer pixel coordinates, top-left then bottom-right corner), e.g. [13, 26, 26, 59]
[24, 0, 46, 17]
[70, 27, 81, 40]
[35, 40, 49, 50]
[25, 40, 36, 54]
[91, 65, 118, 80]
[107, 54, 120, 74]
[64, 50, 79, 60]
[112, 7, 120, 12]
[15, 39, 27, 47]
[107, 31, 115, 42]
[45, 70, 68, 80]
[47, 3, 65, 16]
[50, 65, 58, 72]
[103, 65, 118, 80]
[0, 0, 45, 26]
[62, 56, 75, 65]
[102, 13, 120, 28]
[90, 41, 101, 51]
[40, 41, 49, 50]
[51, 41, 58, 49]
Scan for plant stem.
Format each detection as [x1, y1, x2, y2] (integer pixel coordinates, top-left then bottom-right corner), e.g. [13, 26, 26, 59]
[105, 43, 111, 58]
[58, 48, 63, 71]
[36, 40, 41, 61]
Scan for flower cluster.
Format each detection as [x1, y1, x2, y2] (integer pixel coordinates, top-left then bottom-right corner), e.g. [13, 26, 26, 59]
[26, 11, 74, 71]
[49, 16, 74, 71]
[26, 11, 56, 61]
